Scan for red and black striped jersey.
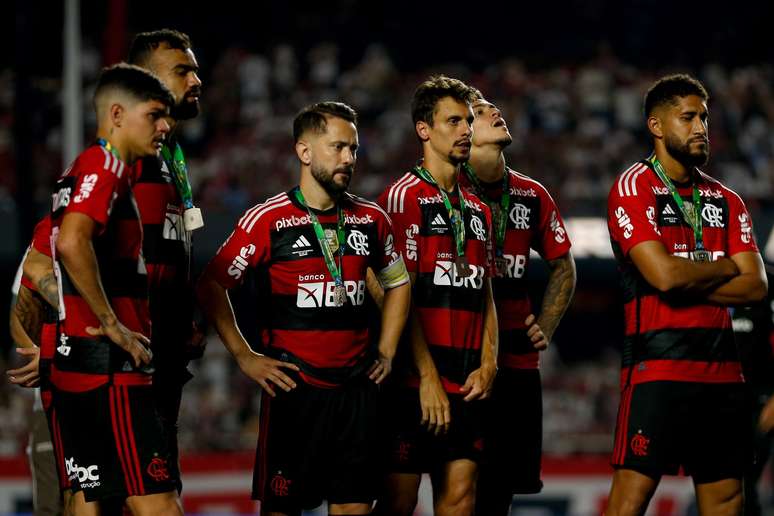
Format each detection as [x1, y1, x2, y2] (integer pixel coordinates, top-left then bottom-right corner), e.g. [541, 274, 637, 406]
[50, 144, 150, 392]
[378, 169, 493, 393]
[207, 188, 404, 388]
[460, 168, 571, 370]
[133, 156, 192, 370]
[607, 160, 758, 385]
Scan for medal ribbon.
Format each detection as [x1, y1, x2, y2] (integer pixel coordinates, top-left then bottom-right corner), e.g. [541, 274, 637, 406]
[294, 187, 346, 287]
[160, 143, 196, 210]
[96, 138, 120, 160]
[649, 155, 704, 250]
[462, 161, 510, 255]
[413, 165, 468, 258]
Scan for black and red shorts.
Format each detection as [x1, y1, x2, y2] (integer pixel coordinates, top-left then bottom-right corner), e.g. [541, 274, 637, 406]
[612, 380, 748, 483]
[53, 377, 178, 502]
[382, 387, 486, 474]
[479, 368, 543, 494]
[253, 376, 378, 515]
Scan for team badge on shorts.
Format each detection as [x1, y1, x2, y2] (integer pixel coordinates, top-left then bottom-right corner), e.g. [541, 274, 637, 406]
[630, 430, 650, 457]
[270, 471, 292, 497]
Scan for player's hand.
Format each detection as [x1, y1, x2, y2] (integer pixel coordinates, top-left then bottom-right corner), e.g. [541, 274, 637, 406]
[367, 352, 392, 384]
[525, 314, 548, 350]
[759, 395, 774, 433]
[236, 352, 299, 397]
[7, 347, 41, 388]
[419, 374, 451, 436]
[459, 362, 497, 402]
[86, 320, 152, 368]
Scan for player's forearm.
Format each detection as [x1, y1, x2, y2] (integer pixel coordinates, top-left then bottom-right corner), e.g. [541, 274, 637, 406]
[10, 299, 39, 349]
[654, 256, 738, 293]
[366, 268, 385, 309]
[480, 279, 498, 370]
[196, 272, 253, 361]
[376, 281, 410, 360]
[23, 249, 59, 310]
[55, 235, 116, 326]
[409, 308, 440, 380]
[706, 271, 767, 305]
[536, 252, 576, 341]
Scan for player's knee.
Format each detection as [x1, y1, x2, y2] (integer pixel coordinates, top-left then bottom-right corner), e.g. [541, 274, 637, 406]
[129, 494, 183, 516]
[605, 493, 650, 516]
[435, 480, 476, 516]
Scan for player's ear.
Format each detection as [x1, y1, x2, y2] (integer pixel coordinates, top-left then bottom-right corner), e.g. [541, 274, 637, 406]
[415, 121, 430, 142]
[647, 114, 663, 139]
[295, 140, 311, 166]
[110, 103, 124, 128]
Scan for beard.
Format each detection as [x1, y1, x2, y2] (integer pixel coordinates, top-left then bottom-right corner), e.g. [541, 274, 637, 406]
[171, 96, 200, 120]
[311, 163, 353, 197]
[665, 133, 709, 168]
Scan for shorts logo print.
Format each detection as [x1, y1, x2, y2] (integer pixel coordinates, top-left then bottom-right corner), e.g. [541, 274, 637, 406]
[630, 430, 650, 457]
[270, 472, 292, 496]
[146, 457, 169, 482]
[396, 441, 412, 463]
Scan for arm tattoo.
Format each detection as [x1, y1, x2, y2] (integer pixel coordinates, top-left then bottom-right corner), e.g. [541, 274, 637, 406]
[36, 273, 60, 310]
[537, 253, 576, 341]
[14, 286, 44, 343]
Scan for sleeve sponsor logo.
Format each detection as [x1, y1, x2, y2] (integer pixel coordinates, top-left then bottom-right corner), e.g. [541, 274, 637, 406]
[614, 206, 634, 239]
[405, 224, 419, 261]
[550, 210, 567, 243]
[646, 206, 661, 234]
[227, 243, 256, 279]
[739, 213, 752, 243]
[296, 279, 366, 307]
[74, 174, 99, 203]
[52, 187, 72, 212]
[432, 260, 484, 289]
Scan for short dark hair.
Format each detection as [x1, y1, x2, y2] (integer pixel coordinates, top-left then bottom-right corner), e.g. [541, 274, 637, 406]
[127, 29, 192, 66]
[411, 75, 476, 126]
[292, 101, 358, 142]
[93, 63, 174, 112]
[644, 74, 709, 119]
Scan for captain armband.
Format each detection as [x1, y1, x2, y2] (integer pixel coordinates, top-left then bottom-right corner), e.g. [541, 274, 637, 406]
[378, 256, 409, 289]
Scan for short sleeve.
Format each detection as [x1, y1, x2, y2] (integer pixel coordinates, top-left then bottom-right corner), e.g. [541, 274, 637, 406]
[377, 184, 422, 274]
[533, 185, 572, 260]
[370, 207, 409, 289]
[205, 217, 271, 290]
[31, 215, 52, 257]
[607, 170, 661, 257]
[725, 189, 759, 256]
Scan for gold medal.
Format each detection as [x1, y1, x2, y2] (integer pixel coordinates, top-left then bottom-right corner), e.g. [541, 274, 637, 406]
[324, 228, 339, 255]
[692, 249, 711, 263]
[333, 284, 347, 306]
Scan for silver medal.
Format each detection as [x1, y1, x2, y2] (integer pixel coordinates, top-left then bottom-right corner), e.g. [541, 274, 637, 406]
[333, 284, 347, 307]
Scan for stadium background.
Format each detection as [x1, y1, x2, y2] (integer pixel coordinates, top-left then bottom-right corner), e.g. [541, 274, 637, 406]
[1, 0, 774, 514]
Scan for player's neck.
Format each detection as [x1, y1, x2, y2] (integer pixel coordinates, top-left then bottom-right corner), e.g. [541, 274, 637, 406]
[299, 172, 337, 211]
[96, 128, 133, 164]
[422, 152, 459, 191]
[654, 146, 693, 183]
[469, 146, 506, 183]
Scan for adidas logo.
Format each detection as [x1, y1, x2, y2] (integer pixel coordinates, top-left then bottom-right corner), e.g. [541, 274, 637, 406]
[431, 214, 446, 227]
[662, 204, 676, 216]
[293, 235, 312, 249]
[292, 235, 313, 257]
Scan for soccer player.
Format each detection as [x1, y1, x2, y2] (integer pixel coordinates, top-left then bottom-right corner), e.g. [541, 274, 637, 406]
[7, 216, 67, 515]
[49, 64, 182, 515]
[197, 101, 410, 516]
[605, 74, 767, 515]
[461, 92, 576, 515]
[375, 76, 497, 516]
[127, 28, 205, 493]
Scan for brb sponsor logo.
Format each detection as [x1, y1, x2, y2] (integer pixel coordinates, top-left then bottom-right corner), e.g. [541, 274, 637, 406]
[433, 261, 485, 289]
[227, 244, 256, 279]
[66, 457, 100, 488]
[296, 275, 366, 307]
[74, 174, 98, 203]
[614, 206, 634, 239]
[500, 254, 528, 279]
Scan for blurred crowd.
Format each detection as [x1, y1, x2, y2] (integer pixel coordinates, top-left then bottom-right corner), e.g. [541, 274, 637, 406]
[2, 41, 774, 456]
